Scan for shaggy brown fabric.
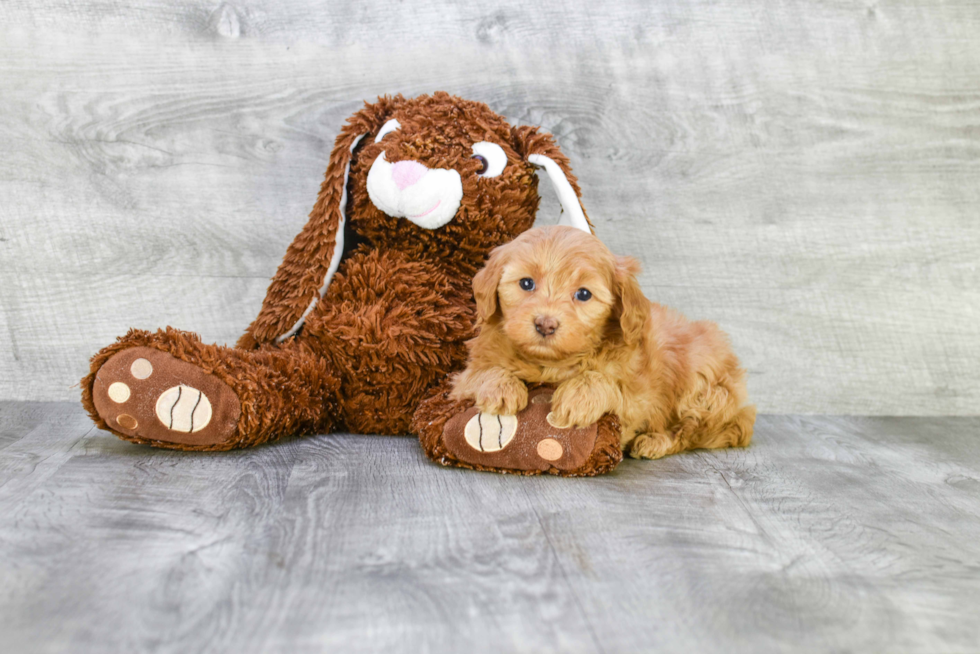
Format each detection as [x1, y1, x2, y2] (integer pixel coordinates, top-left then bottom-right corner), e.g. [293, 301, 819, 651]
[81, 92, 603, 451]
[414, 382, 623, 477]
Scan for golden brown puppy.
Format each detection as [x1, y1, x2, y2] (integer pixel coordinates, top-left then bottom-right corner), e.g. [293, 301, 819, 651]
[451, 225, 756, 459]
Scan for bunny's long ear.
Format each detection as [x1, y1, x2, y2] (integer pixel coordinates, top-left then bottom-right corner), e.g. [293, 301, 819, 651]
[239, 96, 404, 347]
[512, 125, 594, 235]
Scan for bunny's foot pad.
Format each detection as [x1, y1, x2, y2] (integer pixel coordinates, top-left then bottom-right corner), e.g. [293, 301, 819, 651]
[415, 386, 622, 477]
[90, 347, 241, 448]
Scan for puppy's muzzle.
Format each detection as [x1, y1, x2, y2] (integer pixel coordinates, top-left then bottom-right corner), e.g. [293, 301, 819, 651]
[534, 316, 560, 337]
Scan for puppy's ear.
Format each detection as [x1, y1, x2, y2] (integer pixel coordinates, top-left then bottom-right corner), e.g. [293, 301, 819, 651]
[511, 125, 593, 235]
[472, 245, 508, 323]
[614, 256, 648, 345]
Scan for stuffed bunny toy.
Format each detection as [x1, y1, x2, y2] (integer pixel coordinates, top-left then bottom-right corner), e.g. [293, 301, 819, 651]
[82, 91, 614, 473]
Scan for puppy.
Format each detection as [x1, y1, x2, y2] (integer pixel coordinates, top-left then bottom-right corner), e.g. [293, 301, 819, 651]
[450, 225, 756, 459]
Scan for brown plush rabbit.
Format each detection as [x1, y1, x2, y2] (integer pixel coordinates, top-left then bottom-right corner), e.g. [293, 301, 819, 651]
[81, 92, 603, 456]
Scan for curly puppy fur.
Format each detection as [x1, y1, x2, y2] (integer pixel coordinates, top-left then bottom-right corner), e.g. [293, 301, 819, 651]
[82, 92, 592, 450]
[451, 226, 756, 459]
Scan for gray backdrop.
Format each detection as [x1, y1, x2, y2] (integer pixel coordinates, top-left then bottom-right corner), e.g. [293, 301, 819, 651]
[2, 0, 978, 415]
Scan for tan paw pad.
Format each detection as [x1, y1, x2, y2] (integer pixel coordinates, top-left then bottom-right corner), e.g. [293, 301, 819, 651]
[116, 414, 138, 430]
[536, 438, 563, 461]
[464, 412, 518, 452]
[107, 382, 131, 403]
[155, 385, 213, 433]
[130, 358, 153, 379]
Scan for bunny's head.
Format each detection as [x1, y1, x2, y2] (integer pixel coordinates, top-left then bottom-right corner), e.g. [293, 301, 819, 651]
[348, 93, 591, 259]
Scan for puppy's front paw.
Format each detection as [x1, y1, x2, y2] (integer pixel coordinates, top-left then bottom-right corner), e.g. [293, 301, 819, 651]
[548, 376, 609, 429]
[476, 376, 528, 416]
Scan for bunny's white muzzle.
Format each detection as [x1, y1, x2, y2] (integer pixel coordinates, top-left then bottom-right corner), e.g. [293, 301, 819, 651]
[366, 153, 463, 230]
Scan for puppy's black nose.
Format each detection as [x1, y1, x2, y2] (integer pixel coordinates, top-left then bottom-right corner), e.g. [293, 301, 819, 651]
[534, 316, 559, 336]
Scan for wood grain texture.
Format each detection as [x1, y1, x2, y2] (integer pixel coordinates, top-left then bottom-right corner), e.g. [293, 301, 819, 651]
[1, 1, 979, 413]
[1, 402, 979, 653]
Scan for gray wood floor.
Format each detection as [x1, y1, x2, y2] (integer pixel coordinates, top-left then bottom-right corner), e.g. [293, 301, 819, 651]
[1, 402, 978, 653]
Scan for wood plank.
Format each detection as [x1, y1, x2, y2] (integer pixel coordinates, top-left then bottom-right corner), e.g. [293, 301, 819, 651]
[2, 1, 979, 413]
[1, 403, 979, 652]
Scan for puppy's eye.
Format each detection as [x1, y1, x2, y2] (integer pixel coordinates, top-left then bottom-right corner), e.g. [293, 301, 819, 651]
[374, 119, 400, 143]
[519, 278, 535, 291]
[575, 288, 592, 301]
[471, 142, 507, 177]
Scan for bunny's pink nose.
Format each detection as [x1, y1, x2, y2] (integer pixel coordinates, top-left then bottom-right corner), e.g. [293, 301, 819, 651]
[391, 160, 428, 190]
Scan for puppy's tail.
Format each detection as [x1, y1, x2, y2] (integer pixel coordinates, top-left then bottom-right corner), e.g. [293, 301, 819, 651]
[685, 403, 755, 451]
[728, 404, 756, 448]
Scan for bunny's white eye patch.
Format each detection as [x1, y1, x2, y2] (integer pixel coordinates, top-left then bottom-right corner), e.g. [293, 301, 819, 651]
[471, 141, 507, 178]
[375, 119, 401, 143]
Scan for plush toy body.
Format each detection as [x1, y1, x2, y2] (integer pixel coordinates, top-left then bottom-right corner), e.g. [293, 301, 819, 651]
[82, 93, 597, 451]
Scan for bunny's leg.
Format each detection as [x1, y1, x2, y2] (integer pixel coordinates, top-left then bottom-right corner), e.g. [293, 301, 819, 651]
[82, 328, 340, 451]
